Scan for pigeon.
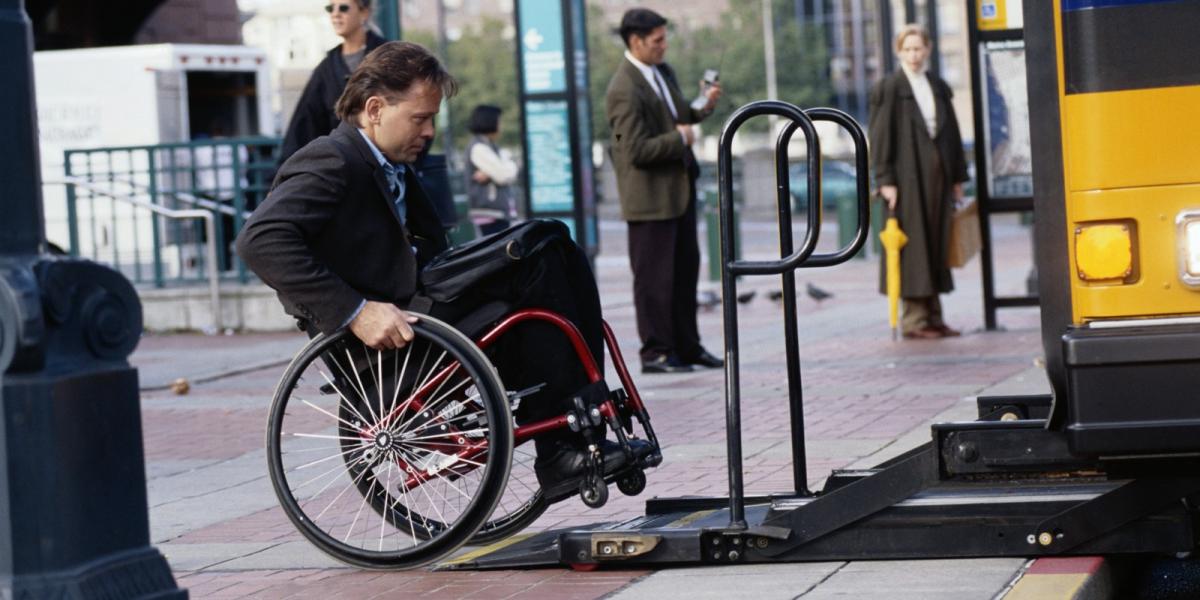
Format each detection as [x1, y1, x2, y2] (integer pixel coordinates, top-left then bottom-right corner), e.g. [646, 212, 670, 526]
[736, 290, 756, 304]
[767, 289, 785, 302]
[697, 290, 721, 310]
[806, 282, 833, 303]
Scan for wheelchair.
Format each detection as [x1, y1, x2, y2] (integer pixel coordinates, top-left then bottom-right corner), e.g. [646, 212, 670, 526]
[265, 308, 661, 569]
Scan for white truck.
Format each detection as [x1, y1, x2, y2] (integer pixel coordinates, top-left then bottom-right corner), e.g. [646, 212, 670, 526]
[33, 44, 274, 266]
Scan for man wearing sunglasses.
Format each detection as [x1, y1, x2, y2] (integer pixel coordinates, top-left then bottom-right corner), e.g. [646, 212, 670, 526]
[277, 1, 385, 169]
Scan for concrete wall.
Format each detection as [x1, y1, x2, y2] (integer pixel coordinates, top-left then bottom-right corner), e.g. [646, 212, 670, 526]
[140, 283, 297, 333]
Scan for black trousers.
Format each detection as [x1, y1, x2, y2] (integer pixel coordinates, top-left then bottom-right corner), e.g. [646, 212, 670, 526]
[314, 240, 604, 460]
[428, 239, 605, 457]
[627, 192, 702, 363]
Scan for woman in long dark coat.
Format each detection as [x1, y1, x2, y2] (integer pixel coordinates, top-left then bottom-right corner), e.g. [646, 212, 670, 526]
[276, 0, 385, 167]
[868, 23, 970, 340]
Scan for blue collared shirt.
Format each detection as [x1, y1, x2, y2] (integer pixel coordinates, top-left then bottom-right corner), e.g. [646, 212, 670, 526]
[342, 130, 411, 329]
[357, 129, 407, 222]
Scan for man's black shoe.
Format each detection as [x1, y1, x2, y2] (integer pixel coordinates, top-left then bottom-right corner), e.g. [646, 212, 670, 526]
[685, 349, 724, 369]
[535, 439, 652, 502]
[641, 353, 693, 374]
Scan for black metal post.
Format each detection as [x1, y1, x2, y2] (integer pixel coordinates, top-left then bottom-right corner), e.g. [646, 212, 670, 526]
[1, 0, 43, 256]
[773, 119, 822, 497]
[965, 0, 998, 330]
[718, 114, 747, 529]
[925, 0, 941, 77]
[435, 0, 454, 161]
[372, 0, 401, 41]
[849, 0, 869, 123]
[830, 0, 849, 115]
[0, 2, 184, 597]
[904, 0, 917, 23]
[878, 0, 895, 75]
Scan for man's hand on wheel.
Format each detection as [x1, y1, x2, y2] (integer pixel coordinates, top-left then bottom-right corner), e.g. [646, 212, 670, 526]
[350, 301, 419, 350]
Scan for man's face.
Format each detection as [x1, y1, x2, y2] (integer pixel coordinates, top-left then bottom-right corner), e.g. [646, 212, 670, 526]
[362, 80, 442, 164]
[631, 26, 668, 65]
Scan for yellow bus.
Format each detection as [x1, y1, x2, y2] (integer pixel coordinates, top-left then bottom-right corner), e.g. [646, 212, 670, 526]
[1027, 0, 1200, 454]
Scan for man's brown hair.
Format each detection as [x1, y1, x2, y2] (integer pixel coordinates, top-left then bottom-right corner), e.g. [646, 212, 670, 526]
[334, 41, 457, 122]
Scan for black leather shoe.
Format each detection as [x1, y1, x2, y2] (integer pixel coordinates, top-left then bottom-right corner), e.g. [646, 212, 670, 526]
[641, 353, 693, 374]
[684, 349, 724, 369]
[535, 440, 635, 502]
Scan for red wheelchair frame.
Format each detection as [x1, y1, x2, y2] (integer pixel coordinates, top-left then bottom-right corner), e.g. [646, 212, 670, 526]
[371, 309, 658, 494]
[267, 306, 661, 570]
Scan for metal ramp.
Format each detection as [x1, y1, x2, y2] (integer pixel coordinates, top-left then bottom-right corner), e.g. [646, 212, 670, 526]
[441, 446, 1199, 570]
[441, 99, 1200, 571]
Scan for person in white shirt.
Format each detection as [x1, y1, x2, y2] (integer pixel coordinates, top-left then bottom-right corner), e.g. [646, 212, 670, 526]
[464, 105, 520, 236]
[868, 23, 970, 340]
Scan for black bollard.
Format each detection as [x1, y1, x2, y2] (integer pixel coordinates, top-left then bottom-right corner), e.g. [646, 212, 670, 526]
[0, 1, 185, 597]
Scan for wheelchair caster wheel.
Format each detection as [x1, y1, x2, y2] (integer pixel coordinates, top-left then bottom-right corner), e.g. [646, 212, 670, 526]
[617, 469, 647, 496]
[579, 473, 608, 508]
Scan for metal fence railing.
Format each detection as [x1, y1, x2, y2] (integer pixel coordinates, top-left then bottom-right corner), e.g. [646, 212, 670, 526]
[58, 137, 280, 289]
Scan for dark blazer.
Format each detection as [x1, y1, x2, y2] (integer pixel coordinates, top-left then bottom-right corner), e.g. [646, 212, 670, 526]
[868, 69, 969, 298]
[605, 59, 711, 222]
[236, 121, 448, 334]
[277, 31, 387, 168]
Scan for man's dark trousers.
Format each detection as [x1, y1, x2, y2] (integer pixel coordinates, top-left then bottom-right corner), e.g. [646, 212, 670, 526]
[627, 185, 701, 363]
[430, 239, 605, 457]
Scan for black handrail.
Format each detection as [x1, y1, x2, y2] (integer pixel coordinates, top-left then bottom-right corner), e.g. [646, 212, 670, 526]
[718, 100, 821, 527]
[798, 108, 872, 268]
[716, 100, 872, 528]
[718, 101, 823, 277]
[772, 117, 821, 497]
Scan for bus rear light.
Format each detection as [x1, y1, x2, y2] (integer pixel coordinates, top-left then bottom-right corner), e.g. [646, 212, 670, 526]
[1179, 211, 1200, 287]
[1075, 222, 1134, 282]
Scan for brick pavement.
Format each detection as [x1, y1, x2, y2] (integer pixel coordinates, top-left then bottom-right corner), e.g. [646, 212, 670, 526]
[135, 213, 1045, 599]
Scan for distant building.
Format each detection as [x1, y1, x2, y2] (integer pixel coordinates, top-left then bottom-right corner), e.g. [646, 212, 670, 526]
[29, 0, 241, 50]
[135, 0, 243, 45]
[234, 0, 972, 142]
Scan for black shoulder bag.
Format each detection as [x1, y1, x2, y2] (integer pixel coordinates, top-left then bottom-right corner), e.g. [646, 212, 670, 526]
[418, 219, 571, 303]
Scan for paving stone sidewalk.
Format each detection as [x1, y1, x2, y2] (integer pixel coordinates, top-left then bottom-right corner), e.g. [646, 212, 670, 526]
[133, 213, 1048, 599]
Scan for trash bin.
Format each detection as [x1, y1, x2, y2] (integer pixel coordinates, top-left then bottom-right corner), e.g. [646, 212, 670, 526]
[704, 190, 741, 282]
[829, 192, 887, 259]
[837, 192, 874, 259]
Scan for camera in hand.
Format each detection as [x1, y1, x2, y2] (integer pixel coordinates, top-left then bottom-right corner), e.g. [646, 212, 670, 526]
[690, 69, 720, 111]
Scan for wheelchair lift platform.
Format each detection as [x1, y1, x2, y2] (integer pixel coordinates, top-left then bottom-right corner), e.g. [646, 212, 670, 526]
[442, 404, 1200, 570]
[446, 100, 1200, 571]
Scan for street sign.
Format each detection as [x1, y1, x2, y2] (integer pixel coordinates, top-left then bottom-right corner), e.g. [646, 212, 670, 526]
[514, 0, 597, 258]
[519, 1, 567, 93]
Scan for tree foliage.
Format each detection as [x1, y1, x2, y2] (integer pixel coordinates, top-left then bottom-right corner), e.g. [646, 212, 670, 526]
[587, 0, 832, 140]
[409, 19, 522, 153]
[413, 0, 833, 154]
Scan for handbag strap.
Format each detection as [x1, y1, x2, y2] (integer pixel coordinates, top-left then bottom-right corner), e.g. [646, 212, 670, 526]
[407, 293, 434, 314]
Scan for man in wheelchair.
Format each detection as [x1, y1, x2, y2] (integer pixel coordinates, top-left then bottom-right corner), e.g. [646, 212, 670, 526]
[236, 41, 649, 504]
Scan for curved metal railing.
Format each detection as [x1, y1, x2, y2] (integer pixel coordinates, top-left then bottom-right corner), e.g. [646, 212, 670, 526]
[716, 100, 871, 527]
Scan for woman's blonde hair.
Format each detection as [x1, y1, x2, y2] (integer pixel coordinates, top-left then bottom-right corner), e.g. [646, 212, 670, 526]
[894, 23, 930, 51]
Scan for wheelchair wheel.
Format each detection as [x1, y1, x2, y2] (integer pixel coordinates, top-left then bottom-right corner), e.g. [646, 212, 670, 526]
[469, 441, 547, 544]
[341, 408, 547, 546]
[267, 315, 513, 569]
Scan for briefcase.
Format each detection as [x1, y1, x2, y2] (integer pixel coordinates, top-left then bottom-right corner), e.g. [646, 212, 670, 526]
[947, 199, 981, 268]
